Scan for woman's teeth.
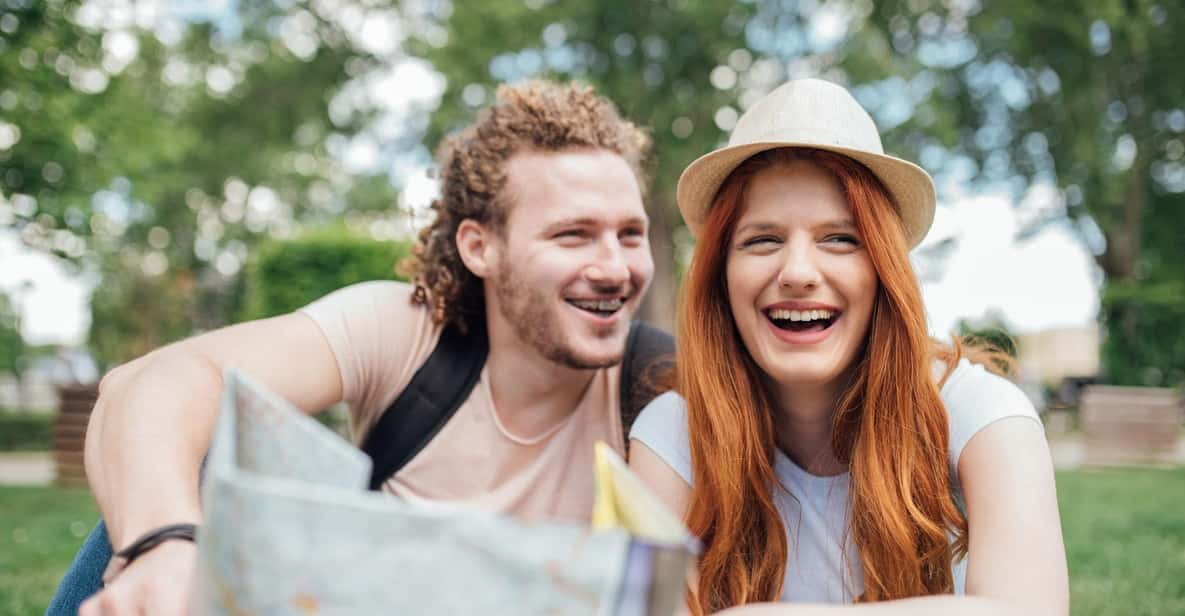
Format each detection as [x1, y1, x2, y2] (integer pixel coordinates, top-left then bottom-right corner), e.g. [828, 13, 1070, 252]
[767, 308, 834, 322]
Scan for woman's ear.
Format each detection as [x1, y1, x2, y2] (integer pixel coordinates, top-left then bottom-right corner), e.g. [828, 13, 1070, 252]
[456, 219, 496, 279]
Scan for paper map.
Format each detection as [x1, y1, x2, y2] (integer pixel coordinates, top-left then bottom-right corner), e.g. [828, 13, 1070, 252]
[190, 369, 694, 615]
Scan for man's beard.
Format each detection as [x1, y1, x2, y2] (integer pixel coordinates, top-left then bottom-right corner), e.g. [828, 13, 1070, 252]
[492, 266, 625, 370]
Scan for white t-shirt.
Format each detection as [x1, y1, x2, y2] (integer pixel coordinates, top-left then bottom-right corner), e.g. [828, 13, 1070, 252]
[629, 358, 1042, 603]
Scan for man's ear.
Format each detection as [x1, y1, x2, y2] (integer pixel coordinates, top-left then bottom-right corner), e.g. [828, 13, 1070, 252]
[456, 219, 497, 279]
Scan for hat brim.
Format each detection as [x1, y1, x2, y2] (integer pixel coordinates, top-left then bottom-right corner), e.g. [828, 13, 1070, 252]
[676, 142, 936, 248]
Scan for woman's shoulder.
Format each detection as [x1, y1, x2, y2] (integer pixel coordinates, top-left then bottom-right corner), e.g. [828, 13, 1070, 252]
[938, 358, 1043, 475]
[630, 390, 689, 440]
[637, 389, 687, 414]
[628, 390, 693, 485]
[939, 357, 1034, 409]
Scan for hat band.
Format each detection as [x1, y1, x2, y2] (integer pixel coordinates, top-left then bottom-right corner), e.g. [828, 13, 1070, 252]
[729, 125, 885, 156]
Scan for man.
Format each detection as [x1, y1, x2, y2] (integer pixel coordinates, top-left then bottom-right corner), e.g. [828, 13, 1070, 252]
[68, 80, 661, 615]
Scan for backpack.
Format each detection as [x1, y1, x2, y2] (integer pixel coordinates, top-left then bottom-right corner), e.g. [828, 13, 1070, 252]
[360, 320, 675, 490]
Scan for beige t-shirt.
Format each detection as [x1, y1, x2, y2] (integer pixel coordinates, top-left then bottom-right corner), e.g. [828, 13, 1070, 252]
[299, 280, 625, 522]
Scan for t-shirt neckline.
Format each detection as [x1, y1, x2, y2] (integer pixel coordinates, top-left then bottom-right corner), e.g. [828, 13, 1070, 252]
[480, 365, 598, 446]
[774, 447, 851, 484]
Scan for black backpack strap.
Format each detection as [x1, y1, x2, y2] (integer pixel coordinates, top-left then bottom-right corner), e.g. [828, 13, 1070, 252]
[619, 321, 675, 449]
[361, 320, 488, 490]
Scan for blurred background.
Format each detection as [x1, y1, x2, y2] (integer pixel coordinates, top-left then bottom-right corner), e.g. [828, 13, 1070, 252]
[0, 1, 1182, 614]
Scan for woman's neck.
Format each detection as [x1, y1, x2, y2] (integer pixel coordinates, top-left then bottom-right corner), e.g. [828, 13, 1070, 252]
[767, 377, 850, 477]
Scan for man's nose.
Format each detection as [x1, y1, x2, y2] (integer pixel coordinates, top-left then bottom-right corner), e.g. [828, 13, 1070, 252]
[584, 238, 630, 287]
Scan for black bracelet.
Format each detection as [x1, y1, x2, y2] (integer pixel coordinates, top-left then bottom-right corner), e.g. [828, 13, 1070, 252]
[101, 523, 198, 584]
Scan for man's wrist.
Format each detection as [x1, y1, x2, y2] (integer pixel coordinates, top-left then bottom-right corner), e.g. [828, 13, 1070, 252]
[111, 495, 202, 549]
[102, 523, 199, 585]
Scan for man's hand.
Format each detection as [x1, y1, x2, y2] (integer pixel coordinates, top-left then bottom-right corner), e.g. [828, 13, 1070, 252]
[79, 541, 197, 616]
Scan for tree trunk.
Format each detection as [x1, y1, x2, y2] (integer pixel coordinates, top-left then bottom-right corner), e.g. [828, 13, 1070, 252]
[640, 198, 679, 332]
[1096, 142, 1150, 282]
[1096, 136, 1153, 384]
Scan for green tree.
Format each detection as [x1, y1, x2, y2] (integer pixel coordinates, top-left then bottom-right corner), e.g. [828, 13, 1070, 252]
[2, 1, 406, 365]
[882, 0, 1185, 386]
[0, 289, 28, 406]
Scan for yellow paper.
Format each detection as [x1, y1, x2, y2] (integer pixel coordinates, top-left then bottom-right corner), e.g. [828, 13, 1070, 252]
[591, 441, 689, 544]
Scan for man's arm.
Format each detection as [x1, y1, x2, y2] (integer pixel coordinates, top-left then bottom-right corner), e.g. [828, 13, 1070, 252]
[80, 312, 342, 615]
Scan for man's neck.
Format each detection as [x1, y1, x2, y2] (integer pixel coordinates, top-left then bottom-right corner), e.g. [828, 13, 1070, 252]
[484, 322, 598, 440]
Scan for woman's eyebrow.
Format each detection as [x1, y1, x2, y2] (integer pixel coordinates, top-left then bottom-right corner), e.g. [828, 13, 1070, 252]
[734, 221, 782, 235]
[735, 219, 857, 235]
[818, 220, 858, 232]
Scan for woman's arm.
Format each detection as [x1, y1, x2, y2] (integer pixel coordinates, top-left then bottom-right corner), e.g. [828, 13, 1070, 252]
[722, 416, 1069, 616]
[629, 437, 693, 516]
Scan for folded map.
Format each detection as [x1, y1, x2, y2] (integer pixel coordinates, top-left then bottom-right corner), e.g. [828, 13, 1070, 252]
[190, 368, 695, 615]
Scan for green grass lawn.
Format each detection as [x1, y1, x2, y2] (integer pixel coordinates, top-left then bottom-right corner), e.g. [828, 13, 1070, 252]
[1059, 468, 1185, 615]
[1, 468, 1183, 615]
[0, 486, 98, 616]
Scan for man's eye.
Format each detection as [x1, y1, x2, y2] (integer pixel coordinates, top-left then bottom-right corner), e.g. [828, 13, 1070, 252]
[555, 230, 586, 239]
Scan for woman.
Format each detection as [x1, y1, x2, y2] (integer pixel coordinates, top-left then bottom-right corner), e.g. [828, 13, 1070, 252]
[629, 79, 1068, 615]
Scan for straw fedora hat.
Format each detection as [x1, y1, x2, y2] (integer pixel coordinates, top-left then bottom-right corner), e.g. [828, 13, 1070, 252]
[676, 78, 935, 248]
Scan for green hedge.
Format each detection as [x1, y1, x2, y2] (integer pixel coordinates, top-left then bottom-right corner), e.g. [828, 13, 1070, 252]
[0, 412, 53, 451]
[1101, 280, 1185, 387]
[241, 227, 412, 320]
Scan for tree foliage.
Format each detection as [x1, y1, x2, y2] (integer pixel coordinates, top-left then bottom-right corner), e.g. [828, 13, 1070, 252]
[883, 0, 1185, 385]
[2, 1, 405, 365]
[0, 290, 26, 378]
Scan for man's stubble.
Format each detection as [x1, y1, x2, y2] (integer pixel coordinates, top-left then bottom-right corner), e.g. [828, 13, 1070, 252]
[491, 264, 625, 370]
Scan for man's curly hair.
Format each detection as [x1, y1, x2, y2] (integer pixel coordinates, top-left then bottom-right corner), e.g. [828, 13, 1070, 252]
[400, 80, 652, 330]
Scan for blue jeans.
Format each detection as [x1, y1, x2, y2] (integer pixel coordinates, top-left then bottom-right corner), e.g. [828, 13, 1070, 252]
[46, 520, 111, 615]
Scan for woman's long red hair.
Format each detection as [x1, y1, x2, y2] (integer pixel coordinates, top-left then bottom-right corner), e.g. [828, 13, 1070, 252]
[680, 148, 974, 613]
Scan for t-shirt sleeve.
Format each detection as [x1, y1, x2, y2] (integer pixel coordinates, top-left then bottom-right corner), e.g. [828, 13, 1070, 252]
[628, 390, 694, 485]
[298, 280, 441, 437]
[940, 358, 1043, 480]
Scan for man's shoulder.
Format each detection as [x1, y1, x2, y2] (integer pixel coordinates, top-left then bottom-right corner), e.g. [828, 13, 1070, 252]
[327, 279, 419, 306]
[300, 280, 426, 322]
[301, 280, 443, 435]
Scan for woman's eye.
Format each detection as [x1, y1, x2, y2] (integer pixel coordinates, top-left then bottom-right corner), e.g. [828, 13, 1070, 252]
[742, 235, 779, 247]
[824, 234, 860, 246]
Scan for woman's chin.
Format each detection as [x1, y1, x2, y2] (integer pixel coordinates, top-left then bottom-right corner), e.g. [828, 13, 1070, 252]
[756, 362, 843, 389]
